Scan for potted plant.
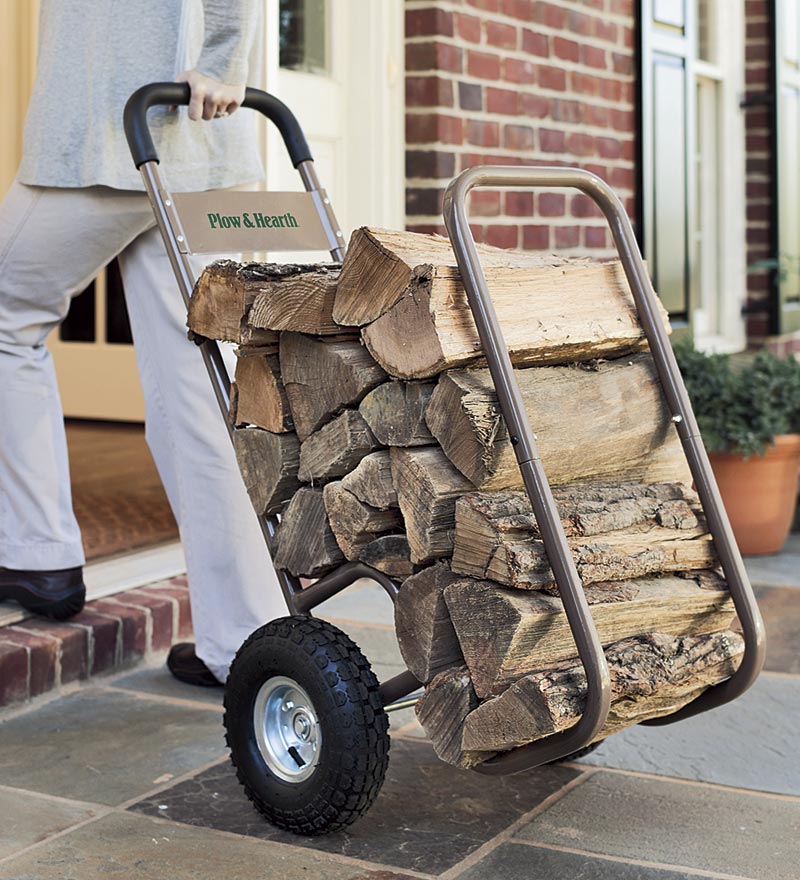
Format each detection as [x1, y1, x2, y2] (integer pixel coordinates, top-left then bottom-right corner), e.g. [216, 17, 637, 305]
[674, 340, 800, 555]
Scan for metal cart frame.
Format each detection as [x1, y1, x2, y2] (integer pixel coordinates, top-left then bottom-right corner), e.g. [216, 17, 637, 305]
[124, 84, 765, 778]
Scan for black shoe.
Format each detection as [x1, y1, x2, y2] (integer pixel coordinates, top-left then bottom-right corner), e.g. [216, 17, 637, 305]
[167, 643, 223, 687]
[0, 566, 86, 620]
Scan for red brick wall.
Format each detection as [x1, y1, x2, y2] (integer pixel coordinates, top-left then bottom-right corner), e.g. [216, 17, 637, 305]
[742, 0, 775, 342]
[404, 0, 637, 254]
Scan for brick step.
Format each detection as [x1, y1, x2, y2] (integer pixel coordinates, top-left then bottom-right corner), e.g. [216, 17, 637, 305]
[0, 576, 192, 709]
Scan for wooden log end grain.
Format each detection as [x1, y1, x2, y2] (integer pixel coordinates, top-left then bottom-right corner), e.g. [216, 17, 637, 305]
[322, 481, 403, 560]
[394, 562, 465, 683]
[415, 665, 495, 769]
[298, 410, 381, 484]
[247, 264, 342, 336]
[359, 380, 435, 446]
[280, 332, 387, 440]
[340, 450, 398, 509]
[231, 427, 300, 516]
[274, 486, 345, 577]
[188, 260, 278, 345]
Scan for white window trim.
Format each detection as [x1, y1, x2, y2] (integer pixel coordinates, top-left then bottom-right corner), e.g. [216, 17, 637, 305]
[641, 0, 747, 353]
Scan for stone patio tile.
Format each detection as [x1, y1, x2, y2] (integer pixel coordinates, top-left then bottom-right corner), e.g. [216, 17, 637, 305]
[752, 585, 800, 674]
[0, 689, 226, 805]
[458, 842, 704, 880]
[110, 666, 225, 706]
[578, 673, 800, 796]
[328, 622, 404, 670]
[0, 811, 409, 880]
[516, 770, 800, 880]
[0, 788, 98, 860]
[132, 738, 579, 875]
[744, 535, 800, 588]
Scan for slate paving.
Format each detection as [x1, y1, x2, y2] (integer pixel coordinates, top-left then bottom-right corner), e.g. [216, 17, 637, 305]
[0, 545, 798, 880]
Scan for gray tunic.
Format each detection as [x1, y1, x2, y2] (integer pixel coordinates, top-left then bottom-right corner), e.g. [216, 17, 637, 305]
[18, 0, 264, 193]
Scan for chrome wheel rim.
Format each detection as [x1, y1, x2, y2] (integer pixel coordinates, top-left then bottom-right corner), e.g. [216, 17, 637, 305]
[253, 676, 321, 783]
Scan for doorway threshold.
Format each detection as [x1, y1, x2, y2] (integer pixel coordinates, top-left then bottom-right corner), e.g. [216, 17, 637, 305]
[0, 541, 186, 628]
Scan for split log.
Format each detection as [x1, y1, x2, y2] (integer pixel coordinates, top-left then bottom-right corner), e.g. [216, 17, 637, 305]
[231, 428, 300, 515]
[246, 265, 341, 336]
[340, 451, 398, 509]
[358, 534, 415, 579]
[229, 350, 293, 433]
[188, 260, 282, 345]
[390, 446, 474, 563]
[426, 353, 690, 491]
[274, 486, 345, 577]
[461, 630, 744, 753]
[414, 666, 492, 769]
[443, 572, 735, 697]
[322, 482, 403, 560]
[298, 410, 380, 483]
[394, 563, 465, 683]
[358, 381, 435, 446]
[452, 483, 716, 589]
[280, 332, 387, 439]
[362, 262, 666, 381]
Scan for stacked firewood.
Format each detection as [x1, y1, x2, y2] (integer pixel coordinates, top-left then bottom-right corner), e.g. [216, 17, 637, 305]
[188, 227, 742, 768]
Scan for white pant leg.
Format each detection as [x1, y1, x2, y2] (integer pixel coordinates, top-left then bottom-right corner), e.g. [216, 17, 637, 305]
[0, 181, 153, 569]
[117, 227, 288, 682]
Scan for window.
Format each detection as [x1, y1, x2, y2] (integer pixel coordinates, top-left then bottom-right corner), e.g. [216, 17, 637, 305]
[640, 0, 746, 350]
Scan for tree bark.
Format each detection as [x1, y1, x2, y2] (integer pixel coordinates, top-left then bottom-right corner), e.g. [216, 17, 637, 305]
[322, 482, 403, 560]
[280, 332, 387, 440]
[229, 349, 293, 433]
[231, 428, 300, 515]
[358, 381, 435, 446]
[452, 482, 716, 589]
[274, 486, 345, 577]
[443, 572, 735, 697]
[298, 410, 380, 484]
[461, 630, 744, 753]
[394, 562, 465, 683]
[340, 451, 398, 509]
[359, 534, 416, 579]
[426, 354, 691, 491]
[389, 446, 475, 563]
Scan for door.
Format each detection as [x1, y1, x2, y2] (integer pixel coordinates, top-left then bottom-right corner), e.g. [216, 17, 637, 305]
[261, 0, 405, 258]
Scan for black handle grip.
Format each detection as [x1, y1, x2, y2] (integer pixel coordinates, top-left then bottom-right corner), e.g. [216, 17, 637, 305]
[123, 82, 314, 170]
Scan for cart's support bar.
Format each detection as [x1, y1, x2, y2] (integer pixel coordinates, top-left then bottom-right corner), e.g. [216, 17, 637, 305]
[380, 670, 422, 706]
[442, 165, 765, 775]
[292, 563, 400, 614]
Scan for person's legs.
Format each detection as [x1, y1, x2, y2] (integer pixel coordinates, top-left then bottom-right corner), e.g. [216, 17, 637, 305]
[0, 181, 153, 574]
[117, 227, 288, 683]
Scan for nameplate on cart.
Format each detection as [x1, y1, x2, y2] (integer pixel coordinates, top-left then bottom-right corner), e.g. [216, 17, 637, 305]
[169, 191, 335, 254]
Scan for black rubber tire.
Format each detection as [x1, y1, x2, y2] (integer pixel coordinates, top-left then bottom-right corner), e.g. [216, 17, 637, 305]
[223, 615, 389, 836]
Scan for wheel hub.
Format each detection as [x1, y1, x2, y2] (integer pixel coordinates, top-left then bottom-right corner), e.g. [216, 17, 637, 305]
[253, 676, 321, 783]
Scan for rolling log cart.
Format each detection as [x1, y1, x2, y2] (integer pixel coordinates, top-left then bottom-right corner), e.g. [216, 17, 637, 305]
[124, 84, 766, 836]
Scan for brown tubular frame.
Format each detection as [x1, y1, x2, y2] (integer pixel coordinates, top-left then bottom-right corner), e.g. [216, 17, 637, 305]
[442, 166, 765, 774]
[125, 85, 420, 709]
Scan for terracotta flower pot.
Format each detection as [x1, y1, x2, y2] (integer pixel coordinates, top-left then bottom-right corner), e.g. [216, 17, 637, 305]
[709, 433, 800, 556]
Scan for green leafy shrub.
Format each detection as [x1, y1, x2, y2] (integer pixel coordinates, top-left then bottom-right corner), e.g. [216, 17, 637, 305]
[673, 340, 800, 458]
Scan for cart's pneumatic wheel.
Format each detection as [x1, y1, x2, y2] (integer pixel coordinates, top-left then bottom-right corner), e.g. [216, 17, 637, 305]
[224, 615, 390, 836]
